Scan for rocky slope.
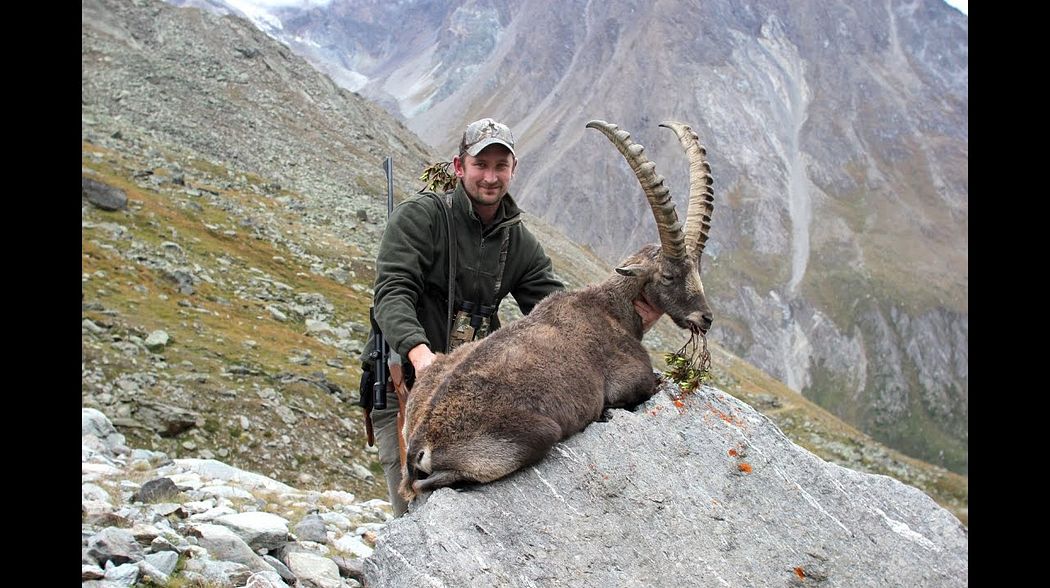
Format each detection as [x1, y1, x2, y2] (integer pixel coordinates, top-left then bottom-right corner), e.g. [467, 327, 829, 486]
[83, 408, 381, 587]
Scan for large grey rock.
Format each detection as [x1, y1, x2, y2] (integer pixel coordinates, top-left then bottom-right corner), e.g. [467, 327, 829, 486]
[144, 551, 179, 576]
[188, 524, 274, 572]
[133, 400, 198, 437]
[132, 477, 180, 503]
[83, 177, 128, 211]
[173, 458, 296, 493]
[135, 558, 171, 585]
[103, 561, 139, 587]
[215, 511, 292, 551]
[364, 382, 967, 587]
[144, 330, 170, 351]
[82, 408, 128, 456]
[181, 557, 253, 587]
[82, 483, 112, 504]
[294, 514, 329, 544]
[86, 527, 144, 567]
[285, 552, 343, 588]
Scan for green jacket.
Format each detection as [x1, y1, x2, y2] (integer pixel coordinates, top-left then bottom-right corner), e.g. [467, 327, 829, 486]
[371, 183, 564, 359]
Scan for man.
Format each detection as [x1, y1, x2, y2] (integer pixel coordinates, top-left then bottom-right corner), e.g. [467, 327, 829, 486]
[367, 117, 564, 516]
[365, 117, 662, 516]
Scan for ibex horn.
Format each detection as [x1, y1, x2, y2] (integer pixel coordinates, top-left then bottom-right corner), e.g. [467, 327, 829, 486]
[586, 120, 687, 260]
[659, 121, 714, 261]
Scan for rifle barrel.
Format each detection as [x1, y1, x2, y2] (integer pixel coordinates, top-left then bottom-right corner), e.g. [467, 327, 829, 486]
[383, 157, 394, 214]
[372, 156, 396, 411]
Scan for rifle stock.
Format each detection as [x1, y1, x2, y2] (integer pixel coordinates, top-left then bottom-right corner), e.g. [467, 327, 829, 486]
[388, 362, 411, 471]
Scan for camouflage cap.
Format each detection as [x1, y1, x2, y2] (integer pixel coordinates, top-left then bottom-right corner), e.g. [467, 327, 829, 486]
[461, 118, 517, 157]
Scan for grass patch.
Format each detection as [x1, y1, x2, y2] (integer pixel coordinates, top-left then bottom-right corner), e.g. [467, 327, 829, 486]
[83, 141, 388, 500]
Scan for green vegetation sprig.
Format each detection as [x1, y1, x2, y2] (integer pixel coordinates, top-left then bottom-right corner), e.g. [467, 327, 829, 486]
[419, 161, 457, 193]
[663, 332, 711, 394]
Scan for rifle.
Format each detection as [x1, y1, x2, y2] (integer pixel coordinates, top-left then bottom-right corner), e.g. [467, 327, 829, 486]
[372, 156, 396, 412]
[360, 158, 396, 446]
[362, 158, 451, 472]
[361, 158, 413, 460]
[380, 157, 414, 469]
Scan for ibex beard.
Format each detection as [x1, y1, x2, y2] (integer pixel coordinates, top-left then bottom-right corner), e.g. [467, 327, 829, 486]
[399, 120, 716, 504]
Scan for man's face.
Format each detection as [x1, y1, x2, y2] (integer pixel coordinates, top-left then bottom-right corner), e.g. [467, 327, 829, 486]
[454, 145, 517, 208]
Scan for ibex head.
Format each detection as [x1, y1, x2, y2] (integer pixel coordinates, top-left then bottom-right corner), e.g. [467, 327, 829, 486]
[587, 120, 715, 335]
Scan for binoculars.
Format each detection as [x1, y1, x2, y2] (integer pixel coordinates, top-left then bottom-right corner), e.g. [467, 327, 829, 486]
[448, 301, 497, 351]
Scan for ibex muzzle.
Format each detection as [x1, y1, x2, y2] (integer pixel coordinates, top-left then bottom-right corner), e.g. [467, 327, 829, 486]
[399, 120, 716, 504]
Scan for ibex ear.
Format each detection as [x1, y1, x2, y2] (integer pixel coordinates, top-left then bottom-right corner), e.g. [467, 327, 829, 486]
[616, 264, 647, 277]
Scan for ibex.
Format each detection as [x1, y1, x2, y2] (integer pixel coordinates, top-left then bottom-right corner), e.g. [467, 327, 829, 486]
[399, 120, 715, 503]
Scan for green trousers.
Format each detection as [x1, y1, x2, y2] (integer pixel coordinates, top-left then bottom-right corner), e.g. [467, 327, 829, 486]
[371, 395, 408, 517]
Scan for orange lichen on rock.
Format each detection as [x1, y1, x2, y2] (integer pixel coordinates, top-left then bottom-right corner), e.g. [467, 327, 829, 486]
[738, 463, 752, 473]
[794, 566, 806, 580]
[728, 448, 738, 457]
[705, 401, 748, 428]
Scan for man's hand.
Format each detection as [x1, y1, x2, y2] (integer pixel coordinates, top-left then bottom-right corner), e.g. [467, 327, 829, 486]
[633, 297, 662, 333]
[408, 343, 437, 373]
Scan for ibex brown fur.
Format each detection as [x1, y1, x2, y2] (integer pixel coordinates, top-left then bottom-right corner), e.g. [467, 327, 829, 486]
[399, 120, 716, 503]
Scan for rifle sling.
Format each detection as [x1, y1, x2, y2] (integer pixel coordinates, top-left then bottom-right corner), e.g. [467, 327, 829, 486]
[427, 191, 457, 354]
